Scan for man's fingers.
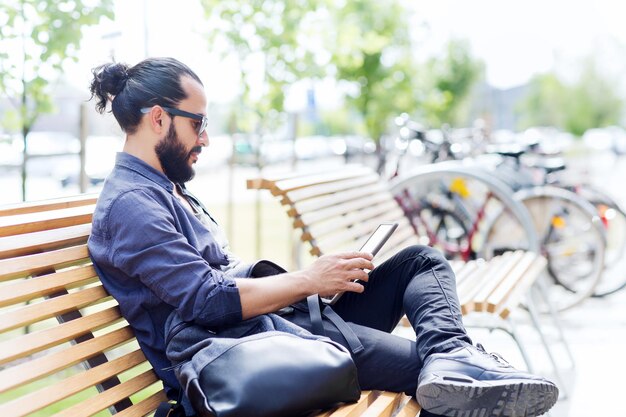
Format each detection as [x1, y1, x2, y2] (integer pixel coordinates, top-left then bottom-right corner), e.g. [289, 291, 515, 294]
[338, 251, 374, 261]
[341, 256, 375, 272]
[345, 280, 365, 294]
[347, 268, 369, 283]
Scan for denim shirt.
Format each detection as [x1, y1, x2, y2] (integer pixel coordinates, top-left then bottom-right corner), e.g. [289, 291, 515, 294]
[88, 152, 249, 397]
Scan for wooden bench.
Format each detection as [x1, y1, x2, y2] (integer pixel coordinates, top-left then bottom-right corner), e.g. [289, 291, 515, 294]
[0, 194, 422, 417]
[247, 165, 547, 322]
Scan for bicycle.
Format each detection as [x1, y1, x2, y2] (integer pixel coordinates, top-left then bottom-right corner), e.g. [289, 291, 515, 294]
[391, 116, 607, 311]
[490, 144, 625, 298]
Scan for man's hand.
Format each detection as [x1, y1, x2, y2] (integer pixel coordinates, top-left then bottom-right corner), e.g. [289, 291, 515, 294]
[236, 251, 374, 319]
[302, 252, 374, 297]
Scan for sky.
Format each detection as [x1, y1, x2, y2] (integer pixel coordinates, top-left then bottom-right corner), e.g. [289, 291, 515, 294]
[413, 0, 626, 89]
[66, 0, 626, 100]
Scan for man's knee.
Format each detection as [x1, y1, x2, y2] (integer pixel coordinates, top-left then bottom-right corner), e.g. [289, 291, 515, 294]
[397, 245, 447, 264]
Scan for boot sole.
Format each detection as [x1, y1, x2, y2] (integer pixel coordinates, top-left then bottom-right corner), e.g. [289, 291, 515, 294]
[416, 377, 559, 417]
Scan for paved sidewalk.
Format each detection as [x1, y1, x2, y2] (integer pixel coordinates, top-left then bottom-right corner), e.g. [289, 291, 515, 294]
[396, 274, 626, 416]
[542, 281, 626, 417]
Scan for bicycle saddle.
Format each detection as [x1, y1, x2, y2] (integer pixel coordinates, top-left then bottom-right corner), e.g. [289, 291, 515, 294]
[527, 157, 567, 174]
[487, 144, 525, 159]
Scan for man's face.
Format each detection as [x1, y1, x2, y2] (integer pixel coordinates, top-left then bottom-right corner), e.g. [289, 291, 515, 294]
[155, 123, 200, 183]
[155, 77, 208, 183]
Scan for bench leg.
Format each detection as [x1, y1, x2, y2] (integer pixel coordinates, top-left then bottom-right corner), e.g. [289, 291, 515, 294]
[532, 280, 576, 370]
[505, 318, 535, 374]
[525, 293, 570, 400]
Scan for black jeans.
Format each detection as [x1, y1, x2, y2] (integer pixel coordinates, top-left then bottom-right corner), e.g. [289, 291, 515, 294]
[287, 245, 471, 397]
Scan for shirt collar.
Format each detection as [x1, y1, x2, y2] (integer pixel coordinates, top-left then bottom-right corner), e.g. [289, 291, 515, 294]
[115, 152, 175, 193]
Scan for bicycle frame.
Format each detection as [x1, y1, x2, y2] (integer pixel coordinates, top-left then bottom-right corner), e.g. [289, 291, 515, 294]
[395, 185, 495, 262]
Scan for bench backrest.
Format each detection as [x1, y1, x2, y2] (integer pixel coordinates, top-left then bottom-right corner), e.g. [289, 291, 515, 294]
[0, 195, 166, 417]
[247, 165, 546, 321]
[247, 165, 421, 262]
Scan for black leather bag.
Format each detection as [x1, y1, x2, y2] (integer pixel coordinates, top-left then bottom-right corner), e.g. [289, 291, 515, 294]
[176, 330, 360, 417]
[162, 260, 361, 417]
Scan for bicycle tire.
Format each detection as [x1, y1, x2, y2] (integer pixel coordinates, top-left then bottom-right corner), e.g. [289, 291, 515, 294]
[414, 197, 472, 259]
[483, 186, 606, 312]
[574, 185, 626, 268]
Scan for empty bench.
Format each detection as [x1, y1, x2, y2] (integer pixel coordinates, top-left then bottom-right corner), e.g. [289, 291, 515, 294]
[247, 165, 547, 322]
[0, 194, 422, 417]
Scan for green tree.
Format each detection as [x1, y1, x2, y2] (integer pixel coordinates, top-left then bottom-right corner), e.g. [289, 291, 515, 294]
[0, 0, 114, 200]
[518, 58, 623, 136]
[420, 39, 483, 127]
[200, 0, 482, 171]
[200, 0, 326, 132]
[325, 0, 419, 162]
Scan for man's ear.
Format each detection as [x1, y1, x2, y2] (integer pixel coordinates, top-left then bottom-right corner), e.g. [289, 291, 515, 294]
[146, 106, 168, 134]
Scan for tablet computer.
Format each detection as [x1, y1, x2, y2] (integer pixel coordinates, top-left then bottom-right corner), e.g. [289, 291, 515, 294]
[321, 222, 398, 305]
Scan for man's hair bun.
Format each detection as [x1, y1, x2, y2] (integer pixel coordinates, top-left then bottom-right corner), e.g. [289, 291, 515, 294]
[89, 62, 131, 113]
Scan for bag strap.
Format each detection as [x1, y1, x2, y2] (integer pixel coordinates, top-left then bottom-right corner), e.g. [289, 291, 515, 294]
[155, 387, 187, 417]
[155, 401, 185, 417]
[306, 295, 325, 336]
[321, 306, 364, 354]
[306, 294, 364, 354]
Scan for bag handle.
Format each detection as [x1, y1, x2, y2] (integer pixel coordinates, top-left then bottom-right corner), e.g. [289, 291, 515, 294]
[306, 294, 364, 354]
[155, 401, 185, 417]
[307, 294, 325, 336]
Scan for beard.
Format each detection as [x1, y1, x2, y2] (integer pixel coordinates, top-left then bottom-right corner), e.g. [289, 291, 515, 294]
[155, 124, 201, 183]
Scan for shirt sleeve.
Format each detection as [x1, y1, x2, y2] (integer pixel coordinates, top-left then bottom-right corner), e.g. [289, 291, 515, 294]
[106, 189, 243, 327]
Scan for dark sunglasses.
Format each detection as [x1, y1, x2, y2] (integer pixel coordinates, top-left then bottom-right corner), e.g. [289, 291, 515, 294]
[141, 106, 208, 137]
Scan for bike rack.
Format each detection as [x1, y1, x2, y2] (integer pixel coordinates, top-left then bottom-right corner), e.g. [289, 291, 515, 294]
[388, 160, 540, 251]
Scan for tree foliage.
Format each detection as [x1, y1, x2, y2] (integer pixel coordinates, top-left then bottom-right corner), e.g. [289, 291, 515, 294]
[0, 0, 114, 134]
[420, 39, 483, 127]
[324, 0, 419, 145]
[200, 0, 327, 131]
[517, 58, 623, 136]
[0, 0, 114, 200]
[199, 0, 481, 146]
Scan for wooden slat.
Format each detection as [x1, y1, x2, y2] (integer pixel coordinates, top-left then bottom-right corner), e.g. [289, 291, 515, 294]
[394, 399, 421, 417]
[295, 193, 391, 227]
[0, 204, 95, 237]
[0, 223, 91, 259]
[0, 194, 97, 217]
[272, 166, 374, 195]
[0, 349, 147, 417]
[472, 251, 525, 313]
[54, 369, 160, 417]
[0, 325, 134, 393]
[0, 306, 123, 366]
[0, 264, 98, 307]
[457, 255, 506, 315]
[453, 259, 483, 286]
[284, 174, 381, 204]
[326, 391, 379, 417]
[113, 390, 169, 417]
[485, 252, 539, 313]
[302, 201, 402, 242]
[0, 285, 110, 333]
[498, 256, 547, 319]
[0, 244, 89, 282]
[288, 183, 387, 217]
[360, 391, 402, 417]
[314, 218, 389, 255]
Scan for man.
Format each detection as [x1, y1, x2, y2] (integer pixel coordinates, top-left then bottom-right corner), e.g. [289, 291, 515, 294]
[88, 57, 558, 417]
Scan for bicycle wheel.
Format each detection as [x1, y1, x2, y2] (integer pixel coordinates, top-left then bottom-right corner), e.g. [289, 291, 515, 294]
[414, 196, 471, 259]
[483, 186, 606, 311]
[574, 186, 626, 267]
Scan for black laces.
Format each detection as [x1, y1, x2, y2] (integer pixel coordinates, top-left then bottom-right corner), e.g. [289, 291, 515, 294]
[476, 343, 512, 367]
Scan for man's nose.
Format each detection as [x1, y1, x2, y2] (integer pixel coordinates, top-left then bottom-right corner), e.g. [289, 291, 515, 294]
[198, 131, 209, 147]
